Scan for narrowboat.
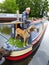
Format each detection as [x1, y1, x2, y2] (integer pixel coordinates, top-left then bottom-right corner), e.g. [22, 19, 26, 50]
[0, 18, 47, 61]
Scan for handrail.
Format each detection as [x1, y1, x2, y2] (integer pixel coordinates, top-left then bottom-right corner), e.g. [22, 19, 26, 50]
[0, 21, 24, 25]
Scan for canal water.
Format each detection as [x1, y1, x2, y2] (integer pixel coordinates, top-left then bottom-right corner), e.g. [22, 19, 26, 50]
[0, 20, 49, 65]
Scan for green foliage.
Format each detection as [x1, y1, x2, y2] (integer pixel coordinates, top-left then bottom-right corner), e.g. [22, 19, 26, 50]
[16, 0, 49, 17]
[0, 0, 19, 13]
[16, 0, 31, 14]
[8, 38, 28, 48]
[8, 38, 23, 48]
[0, 0, 48, 17]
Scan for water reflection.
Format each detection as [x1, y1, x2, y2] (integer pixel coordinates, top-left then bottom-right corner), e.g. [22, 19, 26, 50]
[0, 25, 11, 35]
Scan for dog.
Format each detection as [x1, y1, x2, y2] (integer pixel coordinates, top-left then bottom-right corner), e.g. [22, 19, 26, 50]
[0, 47, 11, 60]
[16, 25, 37, 47]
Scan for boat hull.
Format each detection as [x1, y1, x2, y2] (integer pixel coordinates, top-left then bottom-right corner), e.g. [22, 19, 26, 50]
[6, 22, 47, 61]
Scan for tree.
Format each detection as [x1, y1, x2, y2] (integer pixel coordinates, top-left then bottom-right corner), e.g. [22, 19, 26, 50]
[41, 0, 49, 17]
[16, 0, 49, 17]
[16, 0, 31, 13]
[0, 0, 19, 13]
[0, 0, 48, 16]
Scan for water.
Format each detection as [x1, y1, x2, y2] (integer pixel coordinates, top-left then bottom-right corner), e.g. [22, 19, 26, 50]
[0, 21, 49, 65]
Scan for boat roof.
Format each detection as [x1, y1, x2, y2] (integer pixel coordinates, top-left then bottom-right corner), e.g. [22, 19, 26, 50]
[0, 14, 22, 18]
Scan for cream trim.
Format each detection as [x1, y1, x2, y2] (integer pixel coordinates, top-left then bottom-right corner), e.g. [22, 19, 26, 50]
[10, 47, 32, 57]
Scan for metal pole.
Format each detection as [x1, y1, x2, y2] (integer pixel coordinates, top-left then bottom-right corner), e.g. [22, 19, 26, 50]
[11, 24, 15, 38]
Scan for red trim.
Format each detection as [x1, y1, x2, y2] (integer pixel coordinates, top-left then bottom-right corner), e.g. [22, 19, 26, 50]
[0, 18, 43, 22]
[6, 51, 32, 61]
[0, 18, 17, 21]
[0, 18, 21, 21]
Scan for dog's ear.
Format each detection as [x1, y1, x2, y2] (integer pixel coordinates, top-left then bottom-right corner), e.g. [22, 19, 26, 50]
[30, 28, 34, 31]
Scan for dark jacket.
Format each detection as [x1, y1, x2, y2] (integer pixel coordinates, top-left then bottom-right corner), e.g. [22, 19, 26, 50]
[21, 11, 31, 29]
[22, 11, 29, 22]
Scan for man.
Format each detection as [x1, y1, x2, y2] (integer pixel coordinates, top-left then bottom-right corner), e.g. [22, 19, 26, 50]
[21, 7, 32, 29]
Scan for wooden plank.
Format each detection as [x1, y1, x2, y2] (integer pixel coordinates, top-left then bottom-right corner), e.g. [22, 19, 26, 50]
[0, 21, 24, 25]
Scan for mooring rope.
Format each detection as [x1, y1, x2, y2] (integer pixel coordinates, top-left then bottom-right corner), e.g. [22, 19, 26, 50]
[0, 33, 8, 40]
[0, 33, 11, 43]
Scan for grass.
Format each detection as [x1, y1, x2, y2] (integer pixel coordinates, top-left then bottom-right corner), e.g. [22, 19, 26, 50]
[8, 38, 29, 48]
[8, 38, 24, 48]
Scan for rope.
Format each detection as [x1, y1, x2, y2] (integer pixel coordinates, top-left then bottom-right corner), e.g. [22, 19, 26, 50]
[0, 33, 8, 40]
[0, 33, 11, 43]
